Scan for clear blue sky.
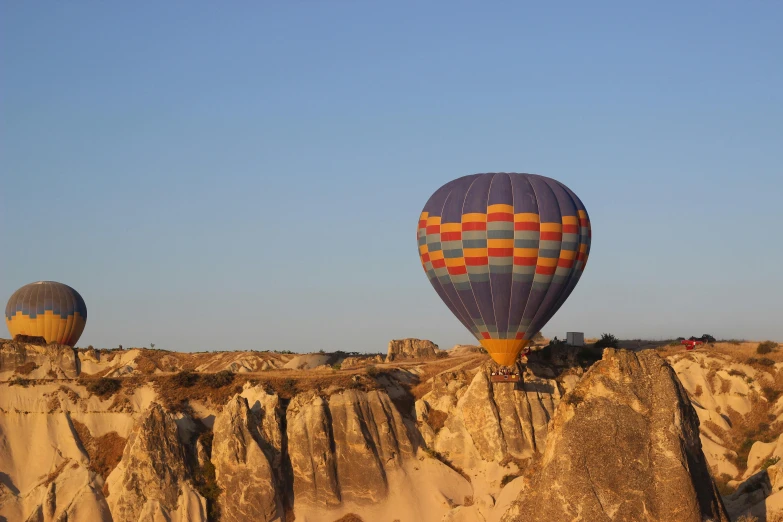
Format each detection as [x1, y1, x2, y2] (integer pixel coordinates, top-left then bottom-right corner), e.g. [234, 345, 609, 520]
[2, 2, 781, 351]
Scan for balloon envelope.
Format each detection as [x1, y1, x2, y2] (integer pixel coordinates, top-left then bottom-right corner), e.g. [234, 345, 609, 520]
[5, 281, 87, 346]
[417, 173, 591, 366]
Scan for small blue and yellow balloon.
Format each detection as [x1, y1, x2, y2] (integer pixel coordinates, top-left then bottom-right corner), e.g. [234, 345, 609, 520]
[5, 281, 87, 346]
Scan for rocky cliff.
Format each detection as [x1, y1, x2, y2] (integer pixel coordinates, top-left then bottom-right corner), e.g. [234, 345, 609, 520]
[212, 395, 283, 522]
[0, 339, 746, 522]
[386, 338, 440, 362]
[0, 341, 79, 379]
[501, 349, 729, 522]
[105, 403, 207, 522]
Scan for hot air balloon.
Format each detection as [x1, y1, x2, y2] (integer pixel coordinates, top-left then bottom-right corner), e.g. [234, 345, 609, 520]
[417, 173, 591, 367]
[5, 281, 87, 346]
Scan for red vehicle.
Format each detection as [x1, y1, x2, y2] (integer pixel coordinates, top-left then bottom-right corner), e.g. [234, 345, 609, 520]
[679, 335, 715, 350]
[681, 339, 704, 351]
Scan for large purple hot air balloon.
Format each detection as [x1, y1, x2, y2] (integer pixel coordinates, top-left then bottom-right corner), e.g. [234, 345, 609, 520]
[417, 173, 591, 366]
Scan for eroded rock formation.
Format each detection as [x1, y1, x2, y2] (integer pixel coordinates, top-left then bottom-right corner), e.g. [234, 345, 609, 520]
[501, 349, 729, 522]
[212, 395, 282, 522]
[286, 388, 414, 509]
[386, 338, 439, 362]
[0, 340, 79, 379]
[106, 403, 207, 522]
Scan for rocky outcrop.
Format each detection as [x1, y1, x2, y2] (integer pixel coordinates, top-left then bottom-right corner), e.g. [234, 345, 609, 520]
[106, 403, 206, 522]
[0, 411, 111, 521]
[386, 338, 439, 362]
[341, 354, 384, 369]
[418, 363, 560, 467]
[286, 389, 414, 509]
[723, 434, 783, 518]
[212, 395, 282, 522]
[286, 392, 341, 508]
[0, 340, 79, 379]
[501, 349, 729, 522]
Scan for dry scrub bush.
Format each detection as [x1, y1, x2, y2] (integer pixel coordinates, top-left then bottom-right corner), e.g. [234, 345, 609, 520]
[709, 394, 783, 476]
[71, 419, 126, 487]
[758, 341, 778, 354]
[83, 377, 122, 398]
[426, 409, 448, 433]
[14, 362, 37, 375]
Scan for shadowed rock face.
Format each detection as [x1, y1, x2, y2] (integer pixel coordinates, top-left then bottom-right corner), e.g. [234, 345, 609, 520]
[386, 338, 439, 362]
[213, 395, 282, 522]
[501, 349, 730, 522]
[106, 403, 206, 522]
[286, 389, 415, 509]
[0, 341, 79, 378]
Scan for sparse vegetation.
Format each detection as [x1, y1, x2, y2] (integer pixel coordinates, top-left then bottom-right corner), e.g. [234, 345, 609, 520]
[500, 473, 520, 487]
[714, 471, 736, 496]
[84, 378, 122, 397]
[9, 376, 31, 387]
[693, 385, 703, 397]
[71, 419, 126, 487]
[202, 370, 234, 388]
[14, 361, 38, 375]
[761, 456, 780, 471]
[426, 409, 448, 433]
[422, 446, 470, 483]
[172, 370, 199, 387]
[366, 365, 380, 377]
[594, 333, 618, 349]
[564, 391, 585, 407]
[757, 341, 778, 354]
[192, 431, 221, 521]
[763, 387, 781, 402]
[280, 378, 297, 397]
[333, 515, 364, 522]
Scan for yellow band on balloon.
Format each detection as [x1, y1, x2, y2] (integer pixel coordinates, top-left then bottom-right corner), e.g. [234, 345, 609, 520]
[479, 339, 531, 366]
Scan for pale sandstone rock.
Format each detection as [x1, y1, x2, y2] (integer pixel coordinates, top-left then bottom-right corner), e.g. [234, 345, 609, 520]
[0, 341, 79, 380]
[213, 395, 282, 522]
[286, 388, 415, 510]
[106, 403, 207, 522]
[501, 349, 729, 522]
[386, 338, 440, 362]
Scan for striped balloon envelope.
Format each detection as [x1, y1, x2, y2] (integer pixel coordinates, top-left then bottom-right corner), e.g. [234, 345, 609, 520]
[5, 281, 87, 346]
[417, 173, 591, 366]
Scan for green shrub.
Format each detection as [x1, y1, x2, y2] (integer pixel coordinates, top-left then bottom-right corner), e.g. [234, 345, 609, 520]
[757, 341, 778, 354]
[193, 432, 221, 521]
[280, 378, 297, 396]
[715, 472, 736, 496]
[86, 378, 121, 397]
[332, 363, 341, 370]
[172, 370, 199, 387]
[9, 376, 31, 387]
[762, 387, 781, 402]
[202, 371, 234, 388]
[761, 456, 781, 471]
[595, 333, 618, 349]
